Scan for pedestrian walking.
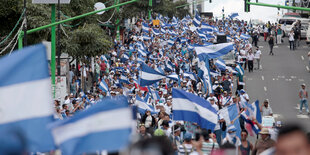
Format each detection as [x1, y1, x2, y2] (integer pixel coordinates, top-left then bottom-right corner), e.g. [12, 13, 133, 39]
[276, 25, 282, 44]
[293, 25, 299, 49]
[247, 50, 254, 72]
[288, 30, 295, 50]
[299, 84, 309, 115]
[254, 47, 261, 70]
[263, 25, 268, 42]
[268, 35, 274, 55]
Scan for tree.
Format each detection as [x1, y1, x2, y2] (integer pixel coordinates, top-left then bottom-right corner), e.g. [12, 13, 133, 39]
[0, 0, 112, 58]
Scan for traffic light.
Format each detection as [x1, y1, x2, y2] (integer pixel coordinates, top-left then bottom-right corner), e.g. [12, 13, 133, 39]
[244, 0, 250, 12]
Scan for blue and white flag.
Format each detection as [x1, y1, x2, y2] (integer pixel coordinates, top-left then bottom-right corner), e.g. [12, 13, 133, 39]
[218, 104, 241, 138]
[240, 33, 250, 40]
[167, 73, 179, 81]
[152, 28, 160, 36]
[245, 100, 262, 124]
[229, 13, 239, 19]
[0, 44, 55, 152]
[201, 23, 213, 32]
[120, 74, 130, 85]
[135, 95, 155, 114]
[140, 63, 166, 86]
[143, 34, 151, 41]
[99, 79, 109, 93]
[193, 12, 201, 27]
[51, 97, 133, 155]
[195, 42, 234, 59]
[168, 38, 175, 46]
[165, 61, 173, 72]
[120, 53, 129, 63]
[142, 22, 150, 33]
[215, 58, 227, 71]
[235, 63, 244, 76]
[160, 28, 166, 34]
[172, 88, 218, 130]
[183, 72, 197, 81]
[197, 55, 213, 94]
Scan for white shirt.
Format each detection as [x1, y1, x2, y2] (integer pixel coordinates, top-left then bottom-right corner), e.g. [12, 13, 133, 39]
[255, 50, 262, 59]
[207, 96, 218, 103]
[262, 106, 273, 116]
[288, 32, 295, 41]
[247, 53, 255, 61]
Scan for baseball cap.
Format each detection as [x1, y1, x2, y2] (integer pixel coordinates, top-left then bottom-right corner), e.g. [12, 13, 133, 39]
[184, 133, 192, 141]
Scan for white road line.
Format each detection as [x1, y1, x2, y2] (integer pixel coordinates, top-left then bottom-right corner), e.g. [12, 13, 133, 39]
[290, 76, 296, 79]
[303, 46, 308, 48]
[274, 46, 279, 48]
[260, 65, 262, 70]
[264, 86, 267, 91]
[259, 46, 264, 48]
[272, 78, 275, 81]
[306, 66, 309, 71]
[297, 114, 310, 119]
[247, 78, 253, 80]
[301, 56, 304, 60]
[287, 46, 290, 48]
[299, 79, 304, 82]
[261, 76, 264, 81]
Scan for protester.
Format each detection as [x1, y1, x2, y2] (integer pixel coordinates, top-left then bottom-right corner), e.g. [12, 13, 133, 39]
[276, 25, 282, 44]
[178, 133, 194, 155]
[254, 47, 261, 70]
[247, 50, 254, 72]
[268, 35, 274, 55]
[252, 128, 276, 155]
[288, 30, 295, 50]
[260, 99, 273, 116]
[239, 129, 253, 155]
[299, 84, 309, 115]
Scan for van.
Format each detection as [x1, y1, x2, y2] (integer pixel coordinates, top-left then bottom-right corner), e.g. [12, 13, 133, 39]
[278, 17, 300, 36]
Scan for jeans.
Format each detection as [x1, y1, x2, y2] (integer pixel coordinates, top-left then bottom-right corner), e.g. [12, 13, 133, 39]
[256, 59, 260, 69]
[214, 129, 222, 145]
[269, 44, 274, 55]
[248, 60, 253, 72]
[289, 41, 295, 50]
[300, 99, 309, 113]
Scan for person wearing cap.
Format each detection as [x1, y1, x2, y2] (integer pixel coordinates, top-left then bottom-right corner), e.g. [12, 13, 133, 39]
[222, 125, 241, 148]
[207, 93, 218, 103]
[178, 132, 194, 155]
[299, 84, 309, 115]
[252, 128, 275, 155]
[260, 99, 273, 116]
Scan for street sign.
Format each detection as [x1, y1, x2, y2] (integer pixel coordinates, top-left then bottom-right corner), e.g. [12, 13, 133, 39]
[32, 0, 71, 4]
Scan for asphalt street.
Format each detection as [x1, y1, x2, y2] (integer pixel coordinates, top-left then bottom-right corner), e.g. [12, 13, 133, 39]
[243, 37, 310, 131]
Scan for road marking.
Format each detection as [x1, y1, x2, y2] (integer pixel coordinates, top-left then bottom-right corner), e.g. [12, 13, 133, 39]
[290, 76, 296, 79]
[301, 56, 304, 60]
[261, 76, 264, 81]
[260, 65, 262, 70]
[285, 79, 292, 81]
[278, 76, 285, 78]
[247, 78, 253, 80]
[259, 46, 264, 48]
[303, 46, 308, 48]
[274, 46, 279, 48]
[264, 86, 267, 91]
[306, 66, 309, 71]
[297, 114, 309, 119]
[299, 79, 304, 82]
[273, 114, 282, 119]
[287, 46, 290, 48]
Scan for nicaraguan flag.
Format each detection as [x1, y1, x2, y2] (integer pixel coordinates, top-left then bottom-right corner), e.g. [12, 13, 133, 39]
[240, 33, 250, 40]
[160, 28, 166, 34]
[218, 104, 241, 138]
[120, 74, 130, 85]
[168, 38, 175, 46]
[229, 13, 239, 19]
[195, 42, 234, 59]
[99, 79, 109, 93]
[135, 95, 155, 114]
[201, 23, 213, 32]
[0, 44, 55, 152]
[197, 55, 213, 94]
[142, 22, 150, 33]
[51, 97, 133, 155]
[120, 53, 129, 63]
[193, 12, 201, 27]
[167, 73, 179, 81]
[241, 100, 261, 134]
[140, 63, 166, 86]
[215, 58, 227, 71]
[235, 63, 244, 76]
[183, 72, 197, 81]
[152, 28, 160, 36]
[172, 88, 218, 130]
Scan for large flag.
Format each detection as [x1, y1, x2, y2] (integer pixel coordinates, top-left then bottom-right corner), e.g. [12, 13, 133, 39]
[99, 79, 109, 93]
[142, 22, 150, 33]
[201, 22, 214, 32]
[218, 104, 241, 138]
[240, 33, 251, 40]
[235, 63, 244, 76]
[140, 63, 166, 86]
[195, 42, 234, 59]
[193, 12, 201, 27]
[135, 95, 155, 114]
[0, 44, 55, 152]
[241, 100, 262, 135]
[197, 55, 213, 94]
[51, 97, 133, 155]
[172, 88, 218, 130]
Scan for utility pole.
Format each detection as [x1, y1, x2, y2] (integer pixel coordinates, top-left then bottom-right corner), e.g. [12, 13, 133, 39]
[115, 0, 120, 41]
[51, 4, 56, 98]
[23, 0, 27, 46]
[57, 0, 61, 77]
[148, 0, 152, 20]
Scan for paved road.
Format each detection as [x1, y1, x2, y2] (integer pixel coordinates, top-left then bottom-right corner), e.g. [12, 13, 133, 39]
[243, 38, 310, 131]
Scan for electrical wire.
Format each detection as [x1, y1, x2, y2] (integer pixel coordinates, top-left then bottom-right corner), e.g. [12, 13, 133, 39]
[97, 8, 116, 25]
[0, 9, 25, 46]
[0, 19, 25, 55]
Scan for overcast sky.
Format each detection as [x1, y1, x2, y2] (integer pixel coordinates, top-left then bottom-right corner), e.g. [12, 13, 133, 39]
[203, 0, 285, 23]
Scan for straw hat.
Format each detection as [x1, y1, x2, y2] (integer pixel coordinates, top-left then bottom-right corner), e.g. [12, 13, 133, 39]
[259, 128, 270, 135]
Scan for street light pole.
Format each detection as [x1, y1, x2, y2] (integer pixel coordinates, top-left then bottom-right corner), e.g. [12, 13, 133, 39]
[115, 0, 120, 41]
[57, 0, 61, 77]
[23, 0, 27, 46]
[148, 0, 152, 20]
[51, 4, 56, 98]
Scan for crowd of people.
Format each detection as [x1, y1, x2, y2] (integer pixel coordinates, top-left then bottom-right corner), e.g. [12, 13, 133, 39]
[52, 13, 309, 155]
